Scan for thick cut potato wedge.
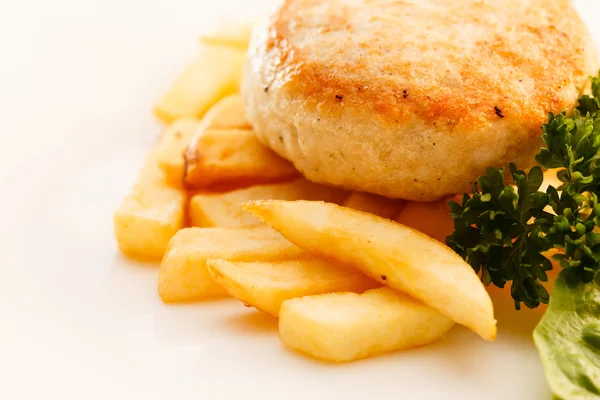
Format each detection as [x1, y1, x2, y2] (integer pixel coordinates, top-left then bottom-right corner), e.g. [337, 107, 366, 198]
[279, 287, 454, 362]
[155, 117, 200, 187]
[158, 226, 306, 302]
[183, 128, 300, 189]
[113, 150, 186, 259]
[206, 259, 378, 316]
[394, 200, 454, 243]
[244, 200, 496, 340]
[343, 192, 404, 219]
[189, 179, 347, 228]
[199, 20, 256, 49]
[154, 45, 245, 124]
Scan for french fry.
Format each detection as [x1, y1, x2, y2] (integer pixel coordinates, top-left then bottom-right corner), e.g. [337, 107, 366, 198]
[244, 200, 496, 340]
[183, 128, 300, 189]
[199, 20, 256, 49]
[394, 200, 454, 243]
[343, 192, 404, 219]
[155, 117, 200, 187]
[154, 45, 245, 124]
[206, 259, 378, 316]
[195, 93, 251, 130]
[113, 150, 186, 259]
[157, 95, 251, 186]
[189, 179, 347, 228]
[158, 226, 306, 302]
[279, 287, 454, 362]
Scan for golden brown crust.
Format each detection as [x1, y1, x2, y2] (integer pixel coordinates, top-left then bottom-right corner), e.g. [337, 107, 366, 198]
[271, 0, 593, 133]
[243, 0, 599, 200]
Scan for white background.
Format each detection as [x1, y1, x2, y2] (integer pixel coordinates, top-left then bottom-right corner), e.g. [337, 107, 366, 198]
[0, 1, 599, 399]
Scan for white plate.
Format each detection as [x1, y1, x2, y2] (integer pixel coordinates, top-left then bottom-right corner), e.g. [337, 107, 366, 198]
[1, 1, 599, 398]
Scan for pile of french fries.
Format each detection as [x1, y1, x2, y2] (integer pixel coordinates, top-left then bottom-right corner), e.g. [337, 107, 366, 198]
[113, 22, 498, 362]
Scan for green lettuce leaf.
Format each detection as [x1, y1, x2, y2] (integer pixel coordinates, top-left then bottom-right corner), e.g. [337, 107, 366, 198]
[533, 269, 600, 399]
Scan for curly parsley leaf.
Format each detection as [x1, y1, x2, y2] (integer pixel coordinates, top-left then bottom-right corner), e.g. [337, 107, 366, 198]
[447, 71, 600, 309]
[446, 165, 553, 309]
[577, 73, 600, 117]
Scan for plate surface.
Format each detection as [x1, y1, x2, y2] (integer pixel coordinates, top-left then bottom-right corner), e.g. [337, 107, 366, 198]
[1, 1, 599, 399]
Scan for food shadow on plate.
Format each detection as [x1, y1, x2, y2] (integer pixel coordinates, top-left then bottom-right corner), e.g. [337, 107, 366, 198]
[114, 252, 161, 269]
[152, 298, 276, 343]
[277, 323, 541, 390]
[217, 308, 278, 334]
[486, 285, 546, 339]
[277, 323, 551, 400]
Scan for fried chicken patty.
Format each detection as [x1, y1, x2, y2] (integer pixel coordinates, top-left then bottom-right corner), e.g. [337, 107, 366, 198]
[243, 0, 598, 200]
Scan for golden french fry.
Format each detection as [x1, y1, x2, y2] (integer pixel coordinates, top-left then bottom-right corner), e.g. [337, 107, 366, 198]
[394, 200, 454, 243]
[158, 226, 306, 302]
[244, 200, 496, 340]
[279, 287, 454, 362]
[113, 150, 186, 259]
[154, 45, 245, 124]
[155, 118, 200, 187]
[343, 192, 404, 219]
[189, 179, 347, 228]
[183, 128, 300, 189]
[195, 93, 251, 130]
[199, 20, 256, 49]
[206, 259, 378, 316]
[157, 95, 251, 186]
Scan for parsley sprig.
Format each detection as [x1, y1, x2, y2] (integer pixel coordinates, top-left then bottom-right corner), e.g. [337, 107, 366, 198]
[446, 72, 600, 309]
